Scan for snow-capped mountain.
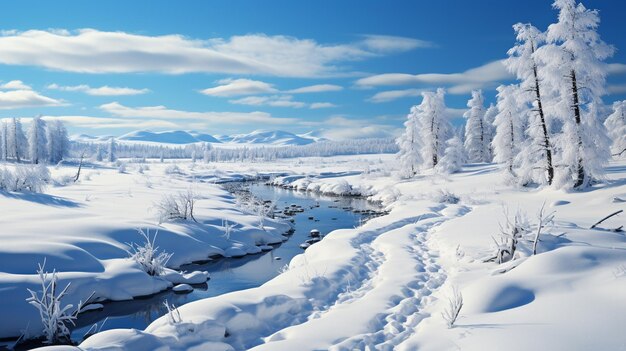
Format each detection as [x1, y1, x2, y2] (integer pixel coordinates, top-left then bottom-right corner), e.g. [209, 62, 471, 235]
[73, 130, 321, 146]
[228, 130, 316, 146]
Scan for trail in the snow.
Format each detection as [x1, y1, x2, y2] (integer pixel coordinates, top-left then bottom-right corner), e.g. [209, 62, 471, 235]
[326, 205, 469, 350]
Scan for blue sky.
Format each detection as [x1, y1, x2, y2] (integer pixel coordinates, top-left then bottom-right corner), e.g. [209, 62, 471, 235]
[0, 0, 624, 139]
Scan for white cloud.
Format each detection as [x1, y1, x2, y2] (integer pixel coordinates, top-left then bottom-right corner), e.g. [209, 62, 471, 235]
[355, 60, 513, 94]
[229, 95, 306, 108]
[359, 34, 434, 52]
[368, 88, 424, 103]
[608, 83, 626, 94]
[306, 116, 400, 140]
[200, 78, 278, 97]
[41, 116, 177, 129]
[286, 84, 343, 94]
[310, 102, 337, 109]
[47, 83, 149, 96]
[0, 80, 32, 90]
[0, 89, 65, 109]
[608, 63, 626, 75]
[0, 30, 428, 77]
[229, 95, 337, 109]
[100, 101, 297, 125]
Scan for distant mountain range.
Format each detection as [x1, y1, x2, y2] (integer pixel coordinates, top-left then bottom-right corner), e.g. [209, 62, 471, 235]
[72, 130, 327, 146]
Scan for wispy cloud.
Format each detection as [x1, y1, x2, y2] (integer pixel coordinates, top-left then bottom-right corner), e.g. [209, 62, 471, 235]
[200, 78, 278, 97]
[608, 83, 626, 94]
[368, 88, 424, 103]
[229, 95, 337, 109]
[356, 60, 513, 94]
[0, 29, 428, 77]
[41, 116, 177, 129]
[316, 116, 400, 139]
[229, 95, 306, 108]
[310, 102, 337, 109]
[359, 34, 434, 52]
[47, 84, 149, 96]
[100, 101, 298, 125]
[608, 63, 626, 75]
[286, 84, 343, 94]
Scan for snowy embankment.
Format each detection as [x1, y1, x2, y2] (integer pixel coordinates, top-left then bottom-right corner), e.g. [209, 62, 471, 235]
[49, 157, 625, 351]
[0, 162, 290, 340]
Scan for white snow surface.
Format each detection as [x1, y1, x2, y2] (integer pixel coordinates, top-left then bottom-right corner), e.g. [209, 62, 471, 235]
[12, 155, 626, 351]
[0, 161, 290, 340]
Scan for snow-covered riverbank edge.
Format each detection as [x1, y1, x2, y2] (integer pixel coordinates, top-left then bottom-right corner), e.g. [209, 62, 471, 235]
[34, 155, 625, 351]
[0, 161, 293, 343]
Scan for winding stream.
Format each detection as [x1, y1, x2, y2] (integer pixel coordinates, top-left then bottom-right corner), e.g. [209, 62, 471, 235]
[65, 183, 381, 345]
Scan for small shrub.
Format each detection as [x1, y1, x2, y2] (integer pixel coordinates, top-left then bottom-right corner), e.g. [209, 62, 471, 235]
[154, 190, 197, 223]
[163, 300, 182, 324]
[127, 228, 172, 276]
[0, 165, 50, 193]
[26, 260, 92, 344]
[441, 286, 463, 328]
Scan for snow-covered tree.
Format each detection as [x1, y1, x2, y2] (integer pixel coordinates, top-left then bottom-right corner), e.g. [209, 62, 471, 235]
[108, 137, 117, 162]
[492, 85, 523, 179]
[46, 120, 69, 164]
[463, 90, 489, 163]
[483, 103, 497, 161]
[95, 144, 104, 162]
[436, 135, 465, 174]
[7, 118, 27, 162]
[416, 88, 451, 168]
[505, 22, 555, 185]
[28, 116, 48, 164]
[536, 0, 613, 188]
[604, 100, 626, 157]
[397, 106, 422, 177]
[0, 122, 7, 162]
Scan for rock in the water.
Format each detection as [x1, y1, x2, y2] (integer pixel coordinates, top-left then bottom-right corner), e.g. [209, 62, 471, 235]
[173, 284, 193, 293]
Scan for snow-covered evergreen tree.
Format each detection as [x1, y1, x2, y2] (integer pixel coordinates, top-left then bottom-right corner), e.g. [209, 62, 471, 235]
[436, 135, 465, 174]
[463, 90, 488, 163]
[506, 22, 556, 185]
[28, 116, 48, 164]
[483, 103, 497, 161]
[8, 118, 27, 162]
[416, 88, 451, 169]
[492, 85, 523, 179]
[536, 0, 613, 188]
[0, 122, 7, 162]
[604, 100, 626, 157]
[397, 106, 422, 178]
[46, 120, 69, 164]
[108, 138, 117, 162]
[95, 144, 104, 162]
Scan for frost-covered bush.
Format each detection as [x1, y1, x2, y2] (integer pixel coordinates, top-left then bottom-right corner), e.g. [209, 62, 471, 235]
[0, 164, 50, 193]
[442, 287, 463, 328]
[164, 164, 183, 175]
[490, 210, 530, 264]
[26, 261, 91, 344]
[127, 228, 172, 276]
[117, 162, 127, 173]
[154, 190, 197, 223]
[431, 189, 460, 204]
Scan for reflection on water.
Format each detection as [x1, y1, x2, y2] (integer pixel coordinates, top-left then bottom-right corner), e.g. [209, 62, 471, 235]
[69, 183, 380, 342]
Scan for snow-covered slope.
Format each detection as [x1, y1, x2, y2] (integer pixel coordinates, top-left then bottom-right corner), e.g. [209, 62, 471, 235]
[37, 156, 625, 351]
[74, 130, 319, 146]
[117, 130, 220, 144]
[227, 130, 316, 146]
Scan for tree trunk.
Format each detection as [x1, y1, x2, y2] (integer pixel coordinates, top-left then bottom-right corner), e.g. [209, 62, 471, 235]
[509, 112, 515, 173]
[532, 62, 554, 185]
[570, 69, 585, 188]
